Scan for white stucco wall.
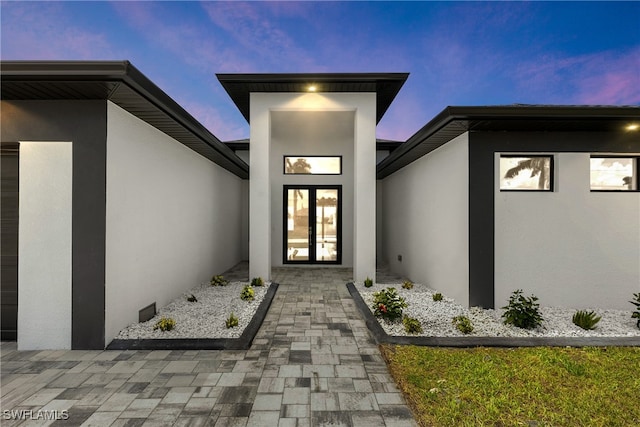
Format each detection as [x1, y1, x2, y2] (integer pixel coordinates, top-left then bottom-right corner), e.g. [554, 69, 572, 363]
[381, 133, 470, 305]
[105, 102, 244, 345]
[18, 141, 73, 350]
[495, 152, 640, 310]
[249, 92, 377, 281]
[269, 110, 355, 268]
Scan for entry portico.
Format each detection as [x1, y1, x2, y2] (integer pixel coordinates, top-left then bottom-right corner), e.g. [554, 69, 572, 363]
[217, 74, 408, 283]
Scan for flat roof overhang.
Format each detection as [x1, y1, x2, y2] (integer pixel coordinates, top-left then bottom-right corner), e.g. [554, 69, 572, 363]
[216, 73, 409, 124]
[377, 105, 640, 179]
[1, 60, 248, 179]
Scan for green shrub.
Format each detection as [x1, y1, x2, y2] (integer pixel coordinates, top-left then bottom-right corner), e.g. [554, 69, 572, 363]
[630, 293, 640, 329]
[225, 313, 239, 328]
[240, 285, 255, 301]
[452, 315, 474, 334]
[432, 292, 443, 302]
[372, 287, 407, 321]
[402, 280, 414, 290]
[403, 316, 423, 334]
[251, 277, 264, 287]
[572, 310, 601, 330]
[186, 294, 197, 302]
[210, 275, 228, 286]
[364, 277, 373, 288]
[501, 289, 543, 330]
[153, 317, 175, 332]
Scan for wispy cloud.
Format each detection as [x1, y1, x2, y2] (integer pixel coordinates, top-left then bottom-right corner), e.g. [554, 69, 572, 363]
[110, 1, 252, 73]
[200, 1, 317, 71]
[1, 2, 117, 59]
[515, 48, 640, 105]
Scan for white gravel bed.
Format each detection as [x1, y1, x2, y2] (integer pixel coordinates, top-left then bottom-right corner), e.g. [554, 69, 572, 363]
[357, 283, 640, 338]
[115, 281, 270, 339]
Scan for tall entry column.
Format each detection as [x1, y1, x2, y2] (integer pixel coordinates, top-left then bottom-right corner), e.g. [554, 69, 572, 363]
[249, 93, 271, 281]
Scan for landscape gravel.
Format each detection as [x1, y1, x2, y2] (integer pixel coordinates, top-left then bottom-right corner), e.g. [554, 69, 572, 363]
[357, 282, 640, 338]
[115, 281, 270, 339]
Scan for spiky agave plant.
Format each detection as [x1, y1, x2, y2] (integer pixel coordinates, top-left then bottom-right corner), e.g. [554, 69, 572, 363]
[630, 293, 640, 329]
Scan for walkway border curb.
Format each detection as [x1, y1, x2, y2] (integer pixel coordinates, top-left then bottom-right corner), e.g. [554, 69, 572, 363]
[347, 282, 640, 347]
[106, 282, 279, 351]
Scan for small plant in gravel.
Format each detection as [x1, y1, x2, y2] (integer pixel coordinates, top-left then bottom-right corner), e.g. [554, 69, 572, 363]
[432, 292, 443, 302]
[572, 310, 601, 330]
[186, 294, 198, 302]
[372, 287, 407, 321]
[364, 277, 373, 288]
[403, 316, 423, 334]
[630, 293, 640, 328]
[452, 315, 474, 334]
[153, 317, 175, 332]
[402, 280, 414, 290]
[251, 276, 264, 287]
[240, 285, 255, 301]
[225, 313, 239, 328]
[502, 289, 543, 330]
[210, 275, 228, 286]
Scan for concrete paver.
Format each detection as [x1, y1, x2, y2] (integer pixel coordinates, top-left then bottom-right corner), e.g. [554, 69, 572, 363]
[0, 264, 416, 426]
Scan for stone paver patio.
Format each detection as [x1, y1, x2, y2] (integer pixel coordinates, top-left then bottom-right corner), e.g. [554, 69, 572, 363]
[1, 264, 416, 426]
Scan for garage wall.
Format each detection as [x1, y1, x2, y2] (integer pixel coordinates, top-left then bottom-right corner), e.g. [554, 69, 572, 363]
[381, 133, 470, 305]
[495, 152, 640, 310]
[105, 102, 245, 345]
[1, 100, 107, 350]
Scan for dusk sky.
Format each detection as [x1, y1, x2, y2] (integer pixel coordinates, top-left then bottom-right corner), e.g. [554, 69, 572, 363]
[2, 1, 639, 141]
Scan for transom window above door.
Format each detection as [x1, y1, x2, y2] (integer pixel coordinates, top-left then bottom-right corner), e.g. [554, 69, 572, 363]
[284, 156, 342, 175]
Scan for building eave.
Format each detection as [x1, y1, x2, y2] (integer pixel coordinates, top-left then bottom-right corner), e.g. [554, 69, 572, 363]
[377, 105, 640, 179]
[1, 60, 249, 179]
[216, 72, 409, 124]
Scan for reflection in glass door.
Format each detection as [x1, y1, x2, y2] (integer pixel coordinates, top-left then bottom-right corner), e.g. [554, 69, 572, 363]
[286, 188, 310, 261]
[284, 186, 341, 264]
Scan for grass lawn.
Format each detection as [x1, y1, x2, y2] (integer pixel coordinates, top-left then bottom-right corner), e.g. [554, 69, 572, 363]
[381, 345, 640, 427]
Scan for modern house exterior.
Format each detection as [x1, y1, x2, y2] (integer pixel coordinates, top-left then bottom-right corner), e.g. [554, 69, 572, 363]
[1, 61, 638, 350]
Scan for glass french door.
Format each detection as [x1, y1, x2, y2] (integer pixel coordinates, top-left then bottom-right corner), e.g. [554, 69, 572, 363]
[284, 186, 341, 264]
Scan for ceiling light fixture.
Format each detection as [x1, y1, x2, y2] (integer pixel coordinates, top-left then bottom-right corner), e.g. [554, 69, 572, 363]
[307, 85, 317, 92]
[625, 123, 639, 131]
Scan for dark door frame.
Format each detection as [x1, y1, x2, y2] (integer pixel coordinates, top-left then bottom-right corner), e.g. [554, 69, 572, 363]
[283, 185, 342, 265]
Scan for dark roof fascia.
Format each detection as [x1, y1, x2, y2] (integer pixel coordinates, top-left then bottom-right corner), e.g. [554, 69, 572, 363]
[224, 141, 250, 151]
[377, 105, 640, 179]
[223, 138, 405, 153]
[1, 61, 249, 179]
[216, 72, 409, 124]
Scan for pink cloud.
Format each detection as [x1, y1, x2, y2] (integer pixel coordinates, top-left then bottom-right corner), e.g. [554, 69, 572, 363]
[516, 48, 640, 105]
[177, 99, 247, 142]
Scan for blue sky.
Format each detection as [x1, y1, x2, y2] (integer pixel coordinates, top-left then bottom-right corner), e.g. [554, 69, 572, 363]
[2, 1, 639, 141]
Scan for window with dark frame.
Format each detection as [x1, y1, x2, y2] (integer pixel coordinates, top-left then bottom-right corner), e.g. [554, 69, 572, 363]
[284, 156, 342, 175]
[499, 155, 554, 191]
[590, 156, 638, 191]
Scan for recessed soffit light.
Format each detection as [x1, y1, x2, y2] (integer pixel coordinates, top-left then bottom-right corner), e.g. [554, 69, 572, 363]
[625, 123, 639, 131]
[307, 85, 317, 92]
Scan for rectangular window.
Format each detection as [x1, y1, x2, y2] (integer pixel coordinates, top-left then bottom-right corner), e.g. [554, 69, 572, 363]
[590, 157, 638, 191]
[284, 156, 342, 175]
[500, 155, 553, 191]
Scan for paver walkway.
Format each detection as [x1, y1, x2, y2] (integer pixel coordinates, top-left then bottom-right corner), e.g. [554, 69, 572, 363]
[1, 265, 417, 427]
